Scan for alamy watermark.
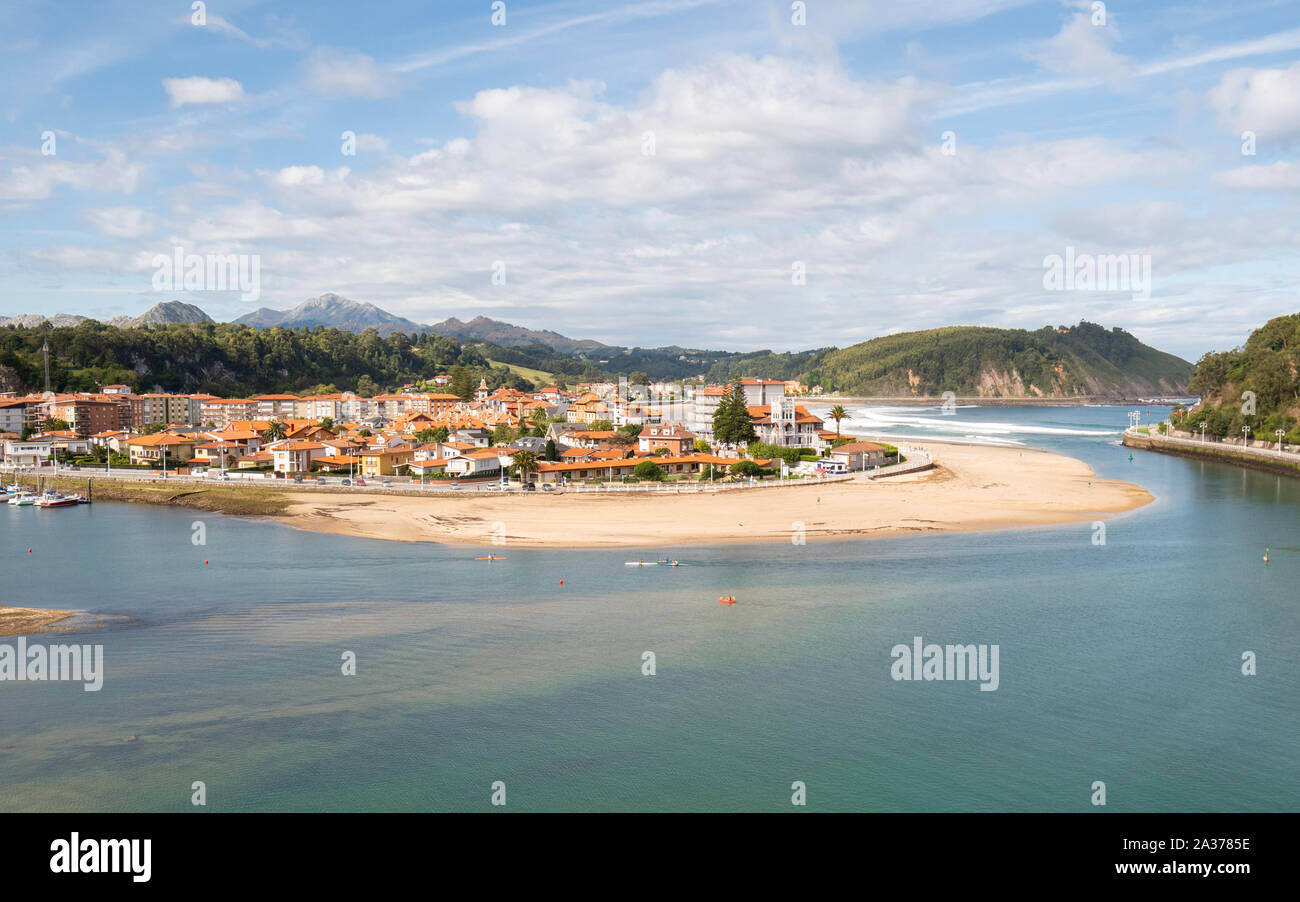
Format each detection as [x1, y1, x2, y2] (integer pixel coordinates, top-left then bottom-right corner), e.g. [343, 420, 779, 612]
[0, 638, 103, 691]
[152, 246, 261, 301]
[890, 636, 999, 691]
[1043, 247, 1150, 300]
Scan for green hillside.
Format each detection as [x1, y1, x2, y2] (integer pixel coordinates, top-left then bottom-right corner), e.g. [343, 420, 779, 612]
[708, 322, 1192, 399]
[1172, 312, 1300, 442]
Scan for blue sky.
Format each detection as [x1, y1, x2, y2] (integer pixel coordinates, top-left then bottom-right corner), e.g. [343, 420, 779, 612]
[2, 0, 1299, 360]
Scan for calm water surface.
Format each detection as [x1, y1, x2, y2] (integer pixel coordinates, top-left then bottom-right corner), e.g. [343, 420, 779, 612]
[0, 406, 1295, 811]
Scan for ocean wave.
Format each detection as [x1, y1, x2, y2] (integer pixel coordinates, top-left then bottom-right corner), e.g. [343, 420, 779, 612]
[839, 408, 1120, 437]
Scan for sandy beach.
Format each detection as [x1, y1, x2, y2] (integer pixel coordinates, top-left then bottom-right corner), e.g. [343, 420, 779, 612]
[280, 440, 1153, 547]
[0, 606, 76, 638]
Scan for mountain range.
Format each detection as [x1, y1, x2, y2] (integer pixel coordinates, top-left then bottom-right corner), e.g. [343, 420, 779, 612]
[0, 295, 1195, 399]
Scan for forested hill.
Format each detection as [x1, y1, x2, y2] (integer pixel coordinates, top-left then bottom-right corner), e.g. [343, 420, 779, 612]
[706, 322, 1193, 399]
[1173, 312, 1300, 441]
[0, 320, 527, 396]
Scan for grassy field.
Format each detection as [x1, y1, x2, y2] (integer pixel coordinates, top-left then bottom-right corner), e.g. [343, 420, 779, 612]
[487, 359, 553, 384]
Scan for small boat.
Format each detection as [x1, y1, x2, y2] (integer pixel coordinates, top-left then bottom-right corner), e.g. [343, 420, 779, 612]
[717, 596, 737, 605]
[656, 559, 680, 567]
[625, 561, 659, 566]
[36, 492, 79, 508]
[3, 483, 20, 493]
[475, 555, 507, 561]
[0, 491, 8, 502]
[8, 492, 37, 506]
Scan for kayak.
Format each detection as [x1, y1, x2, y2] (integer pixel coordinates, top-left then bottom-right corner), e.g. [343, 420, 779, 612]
[625, 561, 658, 566]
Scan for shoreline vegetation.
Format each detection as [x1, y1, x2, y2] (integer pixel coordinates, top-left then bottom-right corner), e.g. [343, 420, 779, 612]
[13, 439, 1151, 547]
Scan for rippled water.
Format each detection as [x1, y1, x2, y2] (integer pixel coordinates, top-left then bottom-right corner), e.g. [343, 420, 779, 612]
[1, 406, 1295, 811]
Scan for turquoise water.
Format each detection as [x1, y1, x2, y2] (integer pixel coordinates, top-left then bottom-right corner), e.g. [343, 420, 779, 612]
[1, 406, 1296, 811]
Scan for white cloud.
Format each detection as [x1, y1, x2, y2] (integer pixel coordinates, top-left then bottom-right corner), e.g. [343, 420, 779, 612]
[162, 76, 246, 108]
[265, 166, 351, 187]
[1025, 6, 1130, 84]
[1214, 160, 1300, 191]
[1209, 62, 1300, 140]
[356, 133, 390, 153]
[302, 49, 403, 98]
[84, 206, 155, 238]
[0, 149, 143, 200]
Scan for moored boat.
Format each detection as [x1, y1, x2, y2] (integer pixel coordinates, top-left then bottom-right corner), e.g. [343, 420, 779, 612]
[35, 491, 79, 508]
[8, 492, 37, 506]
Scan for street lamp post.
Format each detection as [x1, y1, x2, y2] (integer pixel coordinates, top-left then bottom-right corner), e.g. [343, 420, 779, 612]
[1277, 429, 1286, 455]
[1199, 422, 1206, 443]
[1241, 425, 1251, 448]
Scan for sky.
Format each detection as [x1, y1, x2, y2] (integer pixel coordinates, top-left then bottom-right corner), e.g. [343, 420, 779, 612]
[2, 0, 1299, 361]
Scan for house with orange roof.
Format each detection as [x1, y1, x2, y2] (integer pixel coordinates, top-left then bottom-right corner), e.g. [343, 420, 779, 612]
[445, 447, 509, 477]
[407, 458, 449, 478]
[271, 441, 329, 474]
[747, 400, 826, 450]
[235, 451, 274, 469]
[193, 440, 244, 470]
[358, 445, 415, 477]
[638, 424, 696, 456]
[126, 432, 198, 466]
[311, 454, 361, 473]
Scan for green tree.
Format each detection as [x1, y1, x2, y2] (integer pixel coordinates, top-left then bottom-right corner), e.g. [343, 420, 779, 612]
[432, 426, 449, 443]
[416, 428, 438, 444]
[530, 407, 549, 435]
[544, 438, 558, 461]
[713, 379, 755, 446]
[319, 416, 334, 431]
[262, 420, 287, 441]
[694, 438, 712, 453]
[633, 460, 665, 481]
[730, 460, 762, 478]
[356, 374, 379, 397]
[511, 449, 541, 485]
[492, 424, 518, 445]
[448, 365, 475, 401]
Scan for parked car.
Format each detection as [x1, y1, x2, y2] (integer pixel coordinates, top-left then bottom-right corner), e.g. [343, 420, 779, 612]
[340, 478, 351, 486]
[354, 478, 367, 486]
[541, 483, 556, 491]
[381, 480, 392, 488]
[522, 482, 536, 492]
[447, 483, 461, 490]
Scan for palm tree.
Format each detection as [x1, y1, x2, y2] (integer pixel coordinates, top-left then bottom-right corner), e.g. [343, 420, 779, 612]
[829, 405, 850, 441]
[512, 449, 541, 486]
[530, 407, 550, 436]
[262, 420, 287, 442]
